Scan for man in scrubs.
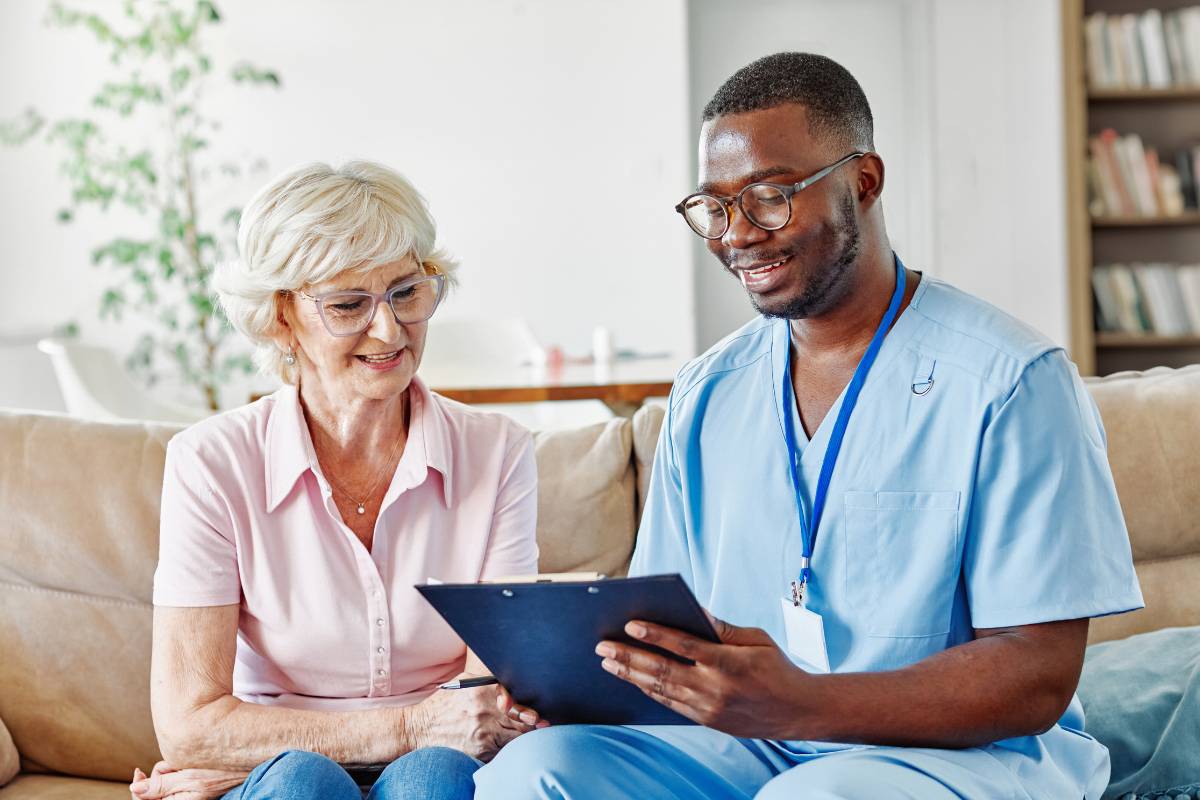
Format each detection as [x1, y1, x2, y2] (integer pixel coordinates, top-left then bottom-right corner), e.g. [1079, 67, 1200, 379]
[474, 52, 1143, 799]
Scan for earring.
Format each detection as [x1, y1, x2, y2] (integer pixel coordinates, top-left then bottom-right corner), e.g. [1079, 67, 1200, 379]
[285, 349, 296, 366]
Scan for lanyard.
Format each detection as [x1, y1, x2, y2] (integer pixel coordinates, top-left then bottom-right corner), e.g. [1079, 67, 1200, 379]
[783, 256, 907, 605]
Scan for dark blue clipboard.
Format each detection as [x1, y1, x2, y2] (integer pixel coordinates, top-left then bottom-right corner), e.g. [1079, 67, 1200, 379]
[416, 574, 719, 725]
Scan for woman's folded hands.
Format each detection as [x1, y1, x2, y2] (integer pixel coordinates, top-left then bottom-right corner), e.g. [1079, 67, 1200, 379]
[129, 676, 547, 795]
[129, 761, 247, 800]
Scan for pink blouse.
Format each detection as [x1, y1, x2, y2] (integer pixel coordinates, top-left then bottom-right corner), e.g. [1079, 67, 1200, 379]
[153, 378, 538, 710]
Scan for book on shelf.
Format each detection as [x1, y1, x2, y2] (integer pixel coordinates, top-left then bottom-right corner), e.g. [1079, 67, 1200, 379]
[1093, 263, 1200, 335]
[1087, 130, 1199, 218]
[1085, 7, 1200, 90]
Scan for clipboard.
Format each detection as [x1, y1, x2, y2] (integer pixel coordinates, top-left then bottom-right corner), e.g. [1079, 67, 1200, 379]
[416, 573, 719, 725]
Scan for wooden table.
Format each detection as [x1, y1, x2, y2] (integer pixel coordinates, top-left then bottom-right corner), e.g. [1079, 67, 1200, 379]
[422, 356, 680, 417]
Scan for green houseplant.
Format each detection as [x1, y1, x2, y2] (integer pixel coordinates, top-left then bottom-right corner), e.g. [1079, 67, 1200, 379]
[2, 0, 281, 410]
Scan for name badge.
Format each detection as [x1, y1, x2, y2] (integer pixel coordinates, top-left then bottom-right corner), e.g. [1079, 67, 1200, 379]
[780, 597, 830, 673]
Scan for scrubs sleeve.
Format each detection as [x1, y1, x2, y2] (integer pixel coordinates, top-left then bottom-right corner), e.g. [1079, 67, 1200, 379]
[629, 391, 695, 586]
[963, 349, 1143, 629]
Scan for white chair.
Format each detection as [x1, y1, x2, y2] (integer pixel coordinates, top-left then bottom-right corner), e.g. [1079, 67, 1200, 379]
[0, 337, 67, 413]
[421, 318, 613, 431]
[37, 338, 210, 424]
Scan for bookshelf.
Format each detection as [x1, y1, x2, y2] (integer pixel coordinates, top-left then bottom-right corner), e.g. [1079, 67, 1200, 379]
[1092, 212, 1200, 226]
[1097, 332, 1200, 346]
[1089, 86, 1200, 99]
[1063, 0, 1200, 375]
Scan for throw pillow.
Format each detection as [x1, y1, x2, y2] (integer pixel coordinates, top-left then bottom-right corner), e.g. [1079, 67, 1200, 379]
[1079, 626, 1200, 800]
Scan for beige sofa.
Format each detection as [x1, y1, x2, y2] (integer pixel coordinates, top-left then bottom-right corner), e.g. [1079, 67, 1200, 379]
[0, 365, 1198, 798]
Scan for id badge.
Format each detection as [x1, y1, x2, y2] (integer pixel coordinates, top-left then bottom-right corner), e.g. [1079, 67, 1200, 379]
[780, 597, 830, 673]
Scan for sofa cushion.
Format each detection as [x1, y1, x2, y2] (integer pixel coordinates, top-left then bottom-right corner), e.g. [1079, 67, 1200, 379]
[0, 716, 16, 787]
[0, 411, 168, 782]
[1079, 626, 1200, 800]
[533, 418, 636, 577]
[1085, 365, 1200, 644]
[631, 403, 665, 526]
[0, 774, 131, 799]
[0, 583, 157, 783]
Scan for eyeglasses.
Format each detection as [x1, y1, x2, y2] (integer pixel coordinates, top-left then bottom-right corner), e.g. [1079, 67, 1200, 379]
[674, 152, 867, 240]
[297, 272, 447, 337]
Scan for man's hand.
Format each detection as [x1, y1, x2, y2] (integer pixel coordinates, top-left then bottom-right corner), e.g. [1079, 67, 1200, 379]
[496, 684, 551, 730]
[129, 761, 247, 800]
[595, 614, 810, 739]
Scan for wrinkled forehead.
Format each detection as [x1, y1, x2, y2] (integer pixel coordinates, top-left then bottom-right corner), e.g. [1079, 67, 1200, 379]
[697, 104, 836, 193]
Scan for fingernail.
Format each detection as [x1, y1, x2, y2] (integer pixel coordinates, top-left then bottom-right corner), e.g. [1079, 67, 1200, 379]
[131, 780, 148, 792]
[601, 658, 617, 673]
[626, 622, 646, 639]
[595, 643, 614, 658]
[520, 711, 536, 724]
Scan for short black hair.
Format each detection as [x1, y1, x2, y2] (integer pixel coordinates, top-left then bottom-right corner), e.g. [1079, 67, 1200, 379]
[702, 52, 874, 150]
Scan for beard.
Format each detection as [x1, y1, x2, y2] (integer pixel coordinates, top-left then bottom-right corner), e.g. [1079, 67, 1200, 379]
[746, 190, 862, 320]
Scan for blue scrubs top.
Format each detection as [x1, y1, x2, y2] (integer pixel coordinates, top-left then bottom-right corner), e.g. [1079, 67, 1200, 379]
[630, 272, 1144, 793]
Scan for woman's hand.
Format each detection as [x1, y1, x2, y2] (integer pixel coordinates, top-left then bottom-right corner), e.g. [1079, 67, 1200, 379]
[416, 680, 547, 762]
[129, 761, 247, 800]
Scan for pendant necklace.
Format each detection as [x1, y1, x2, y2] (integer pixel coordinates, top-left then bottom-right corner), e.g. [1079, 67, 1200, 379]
[325, 432, 405, 516]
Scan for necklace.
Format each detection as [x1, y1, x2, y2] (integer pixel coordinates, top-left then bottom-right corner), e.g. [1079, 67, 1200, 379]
[323, 433, 406, 516]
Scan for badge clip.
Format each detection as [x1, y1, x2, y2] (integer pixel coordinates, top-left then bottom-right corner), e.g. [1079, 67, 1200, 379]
[791, 556, 812, 606]
[790, 580, 804, 607]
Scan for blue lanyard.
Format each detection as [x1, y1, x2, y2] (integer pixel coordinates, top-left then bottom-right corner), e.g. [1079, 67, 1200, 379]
[783, 256, 907, 603]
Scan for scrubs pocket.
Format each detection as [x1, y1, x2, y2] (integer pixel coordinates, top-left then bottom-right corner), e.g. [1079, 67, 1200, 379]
[843, 490, 961, 638]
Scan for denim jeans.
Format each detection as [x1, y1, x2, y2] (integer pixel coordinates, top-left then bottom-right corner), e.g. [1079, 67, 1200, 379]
[220, 748, 481, 800]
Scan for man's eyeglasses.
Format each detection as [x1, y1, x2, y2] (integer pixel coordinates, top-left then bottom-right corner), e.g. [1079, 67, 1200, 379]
[297, 271, 447, 337]
[674, 152, 867, 240]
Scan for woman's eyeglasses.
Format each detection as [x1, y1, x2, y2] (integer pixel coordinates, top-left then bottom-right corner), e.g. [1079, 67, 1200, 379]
[297, 272, 446, 337]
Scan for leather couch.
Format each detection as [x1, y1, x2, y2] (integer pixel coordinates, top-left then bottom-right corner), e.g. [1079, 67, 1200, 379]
[0, 365, 1197, 798]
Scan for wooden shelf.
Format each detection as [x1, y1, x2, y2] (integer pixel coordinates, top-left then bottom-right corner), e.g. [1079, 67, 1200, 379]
[1096, 333, 1200, 348]
[1063, 0, 1200, 375]
[1088, 86, 1200, 101]
[1092, 212, 1200, 228]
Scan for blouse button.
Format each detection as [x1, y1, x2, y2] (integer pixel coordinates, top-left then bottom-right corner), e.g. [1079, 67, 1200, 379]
[377, 669, 386, 677]
[377, 647, 385, 655]
[376, 618, 385, 626]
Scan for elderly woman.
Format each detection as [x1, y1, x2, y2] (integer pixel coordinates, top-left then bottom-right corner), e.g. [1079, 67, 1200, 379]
[129, 161, 543, 800]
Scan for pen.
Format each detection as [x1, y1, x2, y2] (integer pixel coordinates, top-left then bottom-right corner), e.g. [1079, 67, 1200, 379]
[439, 675, 500, 690]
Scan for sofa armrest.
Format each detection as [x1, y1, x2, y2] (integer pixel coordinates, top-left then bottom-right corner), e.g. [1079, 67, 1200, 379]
[0, 713, 18, 787]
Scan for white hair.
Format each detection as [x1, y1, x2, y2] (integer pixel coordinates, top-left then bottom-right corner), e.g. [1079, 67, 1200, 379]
[215, 160, 458, 383]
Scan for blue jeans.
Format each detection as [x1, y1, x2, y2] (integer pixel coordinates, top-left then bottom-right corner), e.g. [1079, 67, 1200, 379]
[221, 748, 481, 800]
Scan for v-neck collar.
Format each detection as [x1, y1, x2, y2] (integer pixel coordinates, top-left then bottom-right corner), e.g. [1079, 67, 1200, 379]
[770, 264, 928, 460]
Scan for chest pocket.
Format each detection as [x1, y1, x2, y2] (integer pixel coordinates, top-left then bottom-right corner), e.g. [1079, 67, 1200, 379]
[843, 490, 961, 638]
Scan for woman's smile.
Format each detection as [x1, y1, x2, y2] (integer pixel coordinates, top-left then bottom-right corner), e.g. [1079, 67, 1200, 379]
[355, 349, 406, 371]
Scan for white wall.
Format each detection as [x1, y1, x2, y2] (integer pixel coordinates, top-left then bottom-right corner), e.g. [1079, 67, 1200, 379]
[927, 0, 1070, 349]
[687, 0, 937, 350]
[687, 0, 1070, 352]
[0, 0, 1072, 411]
[0, 0, 694, 408]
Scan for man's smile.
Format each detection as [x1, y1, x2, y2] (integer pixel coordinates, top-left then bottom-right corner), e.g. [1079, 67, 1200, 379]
[735, 255, 792, 292]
